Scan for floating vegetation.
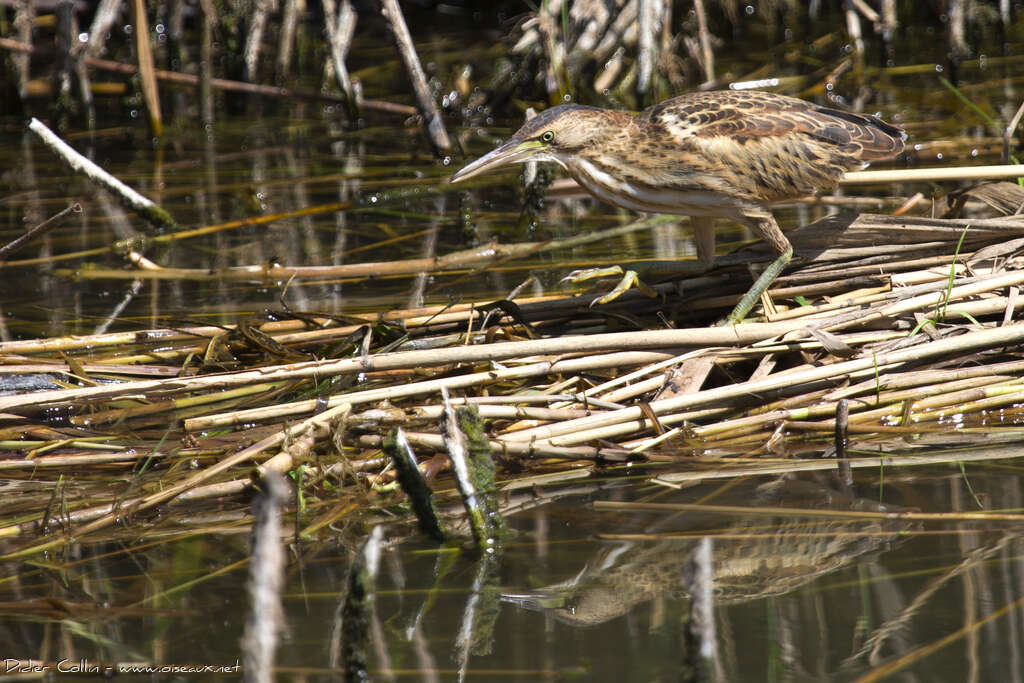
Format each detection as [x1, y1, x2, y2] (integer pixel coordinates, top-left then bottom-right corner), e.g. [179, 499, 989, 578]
[3, 202, 1024, 558]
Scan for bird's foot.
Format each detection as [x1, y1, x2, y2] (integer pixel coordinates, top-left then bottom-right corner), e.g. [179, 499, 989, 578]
[562, 265, 659, 305]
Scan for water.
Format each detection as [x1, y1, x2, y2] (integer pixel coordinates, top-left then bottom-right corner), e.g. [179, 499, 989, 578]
[2, 3, 1024, 681]
[3, 463, 1022, 680]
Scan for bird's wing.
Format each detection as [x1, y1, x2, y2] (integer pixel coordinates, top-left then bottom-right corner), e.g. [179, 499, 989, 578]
[643, 91, 905, 161]
[640, 91, 905, 202]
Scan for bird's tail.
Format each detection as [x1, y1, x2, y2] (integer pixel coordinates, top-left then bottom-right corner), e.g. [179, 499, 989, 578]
[815, 106, 907, 161]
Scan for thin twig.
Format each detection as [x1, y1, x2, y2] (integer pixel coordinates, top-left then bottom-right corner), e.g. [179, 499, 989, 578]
[0, 203, 81, 261]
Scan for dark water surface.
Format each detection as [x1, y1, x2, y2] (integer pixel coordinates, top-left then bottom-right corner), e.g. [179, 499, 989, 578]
[2, 3, 1024, 681]
[4, 462, 1024, 681]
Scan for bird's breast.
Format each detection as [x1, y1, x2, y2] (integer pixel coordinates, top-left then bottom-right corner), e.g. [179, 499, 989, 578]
[567, 157, 746, 217]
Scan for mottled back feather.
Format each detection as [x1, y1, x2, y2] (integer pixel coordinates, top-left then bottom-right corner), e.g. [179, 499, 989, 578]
[626, 90, 906, 204]
[641, 91, 904, 159]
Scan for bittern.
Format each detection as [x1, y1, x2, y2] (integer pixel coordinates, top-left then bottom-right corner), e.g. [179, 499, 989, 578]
[450, 90, 906, 323]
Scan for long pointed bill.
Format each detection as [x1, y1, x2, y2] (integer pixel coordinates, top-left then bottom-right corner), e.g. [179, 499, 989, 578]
[449, 139, 543, 183]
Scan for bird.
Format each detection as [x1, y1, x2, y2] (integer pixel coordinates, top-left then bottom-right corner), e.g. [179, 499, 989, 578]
[449, 90, 906, 323]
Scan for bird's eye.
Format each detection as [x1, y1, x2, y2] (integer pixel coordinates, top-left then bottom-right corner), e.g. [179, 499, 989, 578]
[541, 131, 555, 143]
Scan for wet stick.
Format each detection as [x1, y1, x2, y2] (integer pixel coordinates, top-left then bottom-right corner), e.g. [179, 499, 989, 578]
[242, 0, 273, 82]
[455, 405, 505, 537]
[692, 0, 714, 83]
[454, 550, 502, 676]
[9, 2, 33, 102]
[636, 0, 655, 103]
[82, 0, 122, 61]
[441, 390, 503, 551]
[378, 0, 451, 153]
[199, 0, 214, 125]
[275, 0, 299, 82]
[27, 118, 178, 231]
[323, 0, 359, 118]
[242, 471, 289, 683]
[385, 427, 445, 542]
[835, 399, 853, 487]
[0, 203, 80, 261]
[681, 538, 716, 683]
[339, 526, 384, 683]
[54, 0, 75, 127]
[129, 0, 162, 138]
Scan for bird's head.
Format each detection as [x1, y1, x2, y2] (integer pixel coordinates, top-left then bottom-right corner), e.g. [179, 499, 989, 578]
[449, 104, 615, 183]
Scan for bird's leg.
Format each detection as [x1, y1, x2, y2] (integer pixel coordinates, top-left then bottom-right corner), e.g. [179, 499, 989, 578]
[720, 214, 793, 325]
[691, 216, 717, 267]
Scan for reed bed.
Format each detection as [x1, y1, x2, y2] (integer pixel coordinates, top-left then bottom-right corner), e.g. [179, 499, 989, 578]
[2, 206, 1024, 556]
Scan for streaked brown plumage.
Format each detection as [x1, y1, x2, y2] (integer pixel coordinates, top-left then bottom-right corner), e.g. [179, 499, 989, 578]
[450, 90, 906, 322]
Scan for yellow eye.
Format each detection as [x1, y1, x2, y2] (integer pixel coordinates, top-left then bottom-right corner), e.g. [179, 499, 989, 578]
[541, 131, 555, 143]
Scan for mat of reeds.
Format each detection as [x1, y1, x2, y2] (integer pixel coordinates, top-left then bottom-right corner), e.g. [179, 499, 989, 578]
[3, 209, 1024, 556]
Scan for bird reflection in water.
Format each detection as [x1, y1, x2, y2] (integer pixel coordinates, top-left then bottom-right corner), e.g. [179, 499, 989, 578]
[502, 476, 917, 627]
